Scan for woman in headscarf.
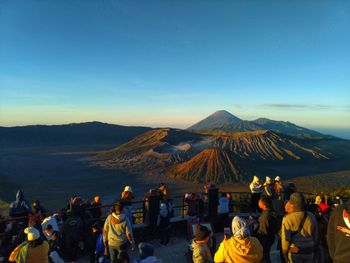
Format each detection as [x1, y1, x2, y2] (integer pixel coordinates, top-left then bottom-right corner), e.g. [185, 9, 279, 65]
[214, 216, 263, 263]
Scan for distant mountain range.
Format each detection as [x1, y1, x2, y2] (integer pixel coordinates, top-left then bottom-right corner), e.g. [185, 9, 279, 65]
[2, 112, 349, 184]
[0, 122, 151, 148]
[188, 110, 328, 138]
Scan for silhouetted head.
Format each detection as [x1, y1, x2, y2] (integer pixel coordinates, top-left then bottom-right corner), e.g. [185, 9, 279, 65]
[138, 242, 154, 259]
[287, 192, 305, 212]
[259, 196, 271, 210]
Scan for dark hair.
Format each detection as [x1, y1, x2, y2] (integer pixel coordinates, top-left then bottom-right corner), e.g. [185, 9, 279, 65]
[45, 224, 53, 231]
[259, 196, 271, 208]
[115, 201, 124, 213]
[221, 193, 227, 197]
[28, 237, 44, 248]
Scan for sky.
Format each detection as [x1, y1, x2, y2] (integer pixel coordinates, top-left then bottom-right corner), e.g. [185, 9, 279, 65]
[0, 0, 349, 138]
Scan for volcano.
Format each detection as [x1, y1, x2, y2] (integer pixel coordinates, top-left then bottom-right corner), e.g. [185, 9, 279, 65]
[188, 110, 327, 138]
[166, 148, 248, 183]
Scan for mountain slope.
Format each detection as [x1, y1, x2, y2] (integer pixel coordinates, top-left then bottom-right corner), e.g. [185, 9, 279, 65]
[252, 118, 324, 138]
[0, 122, 152, 148]
[95, 129, 203, 174]
[188, 110, 243, 131]
[166, 148, 246, 183]
[206, 130, 328, 161]
[188, 110, 326, 138]
[94, 128, 335, 183]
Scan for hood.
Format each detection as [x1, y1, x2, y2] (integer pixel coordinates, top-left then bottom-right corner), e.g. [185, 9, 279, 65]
[192, 239, 207, 250]
[231, 237, 256, 256]
[232, 216, 249, 239]
[111, 212, 126, 224]
[16, 190, 24, 202]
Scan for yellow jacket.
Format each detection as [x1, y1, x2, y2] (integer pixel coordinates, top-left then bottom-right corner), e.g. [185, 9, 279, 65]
[214, 236, 263, 263]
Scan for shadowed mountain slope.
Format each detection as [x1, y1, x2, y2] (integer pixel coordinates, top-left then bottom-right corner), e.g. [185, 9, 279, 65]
[0, 122, 151, 148]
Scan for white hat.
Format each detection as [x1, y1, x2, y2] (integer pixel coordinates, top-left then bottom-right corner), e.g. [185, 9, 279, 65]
[124, 186, 133, 193]
[274, 176, 281, 182]
[24, 227, 40, 241]
[253, 176, 259, 182]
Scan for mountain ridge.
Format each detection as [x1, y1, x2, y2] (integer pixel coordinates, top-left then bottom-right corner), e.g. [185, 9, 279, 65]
[94, 128, 343, 183]
[188, 110, 326, 138]
[0, 121, 152, 148]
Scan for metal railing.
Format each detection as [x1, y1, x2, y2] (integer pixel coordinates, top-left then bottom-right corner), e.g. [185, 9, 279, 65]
[0, 191, 348, 226]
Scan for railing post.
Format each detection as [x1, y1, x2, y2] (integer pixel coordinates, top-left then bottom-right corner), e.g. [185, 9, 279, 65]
[182, 196, 185, 218]
[142, 200, 146, 224]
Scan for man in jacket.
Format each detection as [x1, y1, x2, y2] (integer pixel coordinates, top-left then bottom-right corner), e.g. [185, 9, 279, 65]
[281, 192, 318, 263]
[327, 201, 350, 263]
[103, 202, 134, 262]
[192, 224, 213, 263]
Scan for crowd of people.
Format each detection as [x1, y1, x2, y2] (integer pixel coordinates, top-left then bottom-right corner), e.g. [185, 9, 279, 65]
[0, 178, 349, 263]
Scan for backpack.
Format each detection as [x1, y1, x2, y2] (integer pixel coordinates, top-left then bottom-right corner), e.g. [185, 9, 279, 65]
[62, 216, 83, 242]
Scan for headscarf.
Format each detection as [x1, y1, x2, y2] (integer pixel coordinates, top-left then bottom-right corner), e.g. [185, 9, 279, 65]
[315, 195, 322, 205]
[231, 216, 249, 239]
[252, 176, 259, 183]
[274, 176, 281, 182]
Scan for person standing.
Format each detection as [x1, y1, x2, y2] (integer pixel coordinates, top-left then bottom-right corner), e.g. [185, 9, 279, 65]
[262, 177, 274, 199]
[103, 202, 135, 262]
[327, 201, 350, 263]
[90, 195, 103, 219]
[192, 224, 213, 263]
[157, 203, 171, 246]
[272, 176, 285, 217]
[218, 193, 230, 229]
[255, 196, 277, 263]
[214, 216, 263, 263]
[249, 176, 262, 212]
[121, 186, 134, 224]
[9, 190, 32, 218]
[281, 192, 318, 263]
[9, 227, 49, 263]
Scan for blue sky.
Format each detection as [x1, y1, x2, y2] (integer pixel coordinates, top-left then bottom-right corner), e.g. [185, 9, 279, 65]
[0, 0, 349, 138]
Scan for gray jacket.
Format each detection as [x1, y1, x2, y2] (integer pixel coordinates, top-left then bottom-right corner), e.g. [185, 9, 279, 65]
[103, 213, 132, 248]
